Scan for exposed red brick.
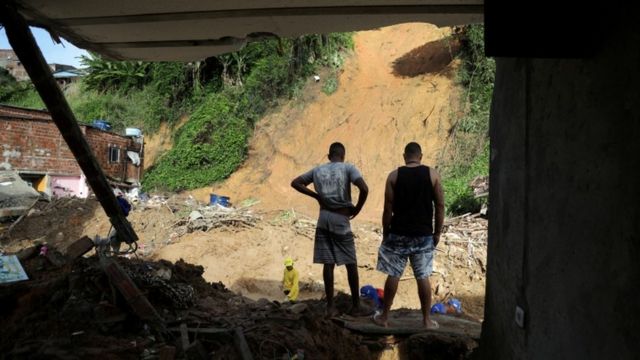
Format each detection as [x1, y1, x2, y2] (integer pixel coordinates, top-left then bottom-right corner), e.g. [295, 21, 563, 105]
[0, 105, 144, 183]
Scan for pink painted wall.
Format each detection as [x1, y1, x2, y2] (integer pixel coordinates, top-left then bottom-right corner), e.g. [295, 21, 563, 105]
[50, 175, 89, 198]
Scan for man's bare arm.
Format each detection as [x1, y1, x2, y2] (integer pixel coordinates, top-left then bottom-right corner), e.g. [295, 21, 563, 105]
[382, 171, 397, 240]
[350, 177, 369, 219]
[431, 168, 445, 247]
[291, 177, 323, 207]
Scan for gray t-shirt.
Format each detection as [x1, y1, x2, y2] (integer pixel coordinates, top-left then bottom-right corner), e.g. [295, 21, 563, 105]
[299, 162, 363, 209]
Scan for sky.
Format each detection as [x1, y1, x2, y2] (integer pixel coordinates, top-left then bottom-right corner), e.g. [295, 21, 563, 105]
[0, 26, 89, 68]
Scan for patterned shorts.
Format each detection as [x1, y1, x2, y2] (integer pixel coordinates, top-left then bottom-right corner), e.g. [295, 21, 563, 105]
[313, 210, 356, 265]
[376, 233, 434, 279]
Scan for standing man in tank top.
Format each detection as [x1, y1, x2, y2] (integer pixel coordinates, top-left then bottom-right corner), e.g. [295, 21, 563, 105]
[373, 142, 445, 329]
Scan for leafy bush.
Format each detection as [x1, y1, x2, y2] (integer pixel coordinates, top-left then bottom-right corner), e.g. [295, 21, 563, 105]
[141, 94, 249, 191]
[442, 144, 489, 214]
[322, 73, 339, 95]
[442, 24, 494, 215]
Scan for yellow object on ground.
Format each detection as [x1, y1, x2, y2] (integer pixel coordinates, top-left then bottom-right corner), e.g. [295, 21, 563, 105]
[283, 267, 299, 301]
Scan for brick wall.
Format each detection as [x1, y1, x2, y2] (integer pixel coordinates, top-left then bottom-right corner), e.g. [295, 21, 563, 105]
[84, 127, 143, 182]
[1, 118, 79, 175]
[1, 106, 143, 183]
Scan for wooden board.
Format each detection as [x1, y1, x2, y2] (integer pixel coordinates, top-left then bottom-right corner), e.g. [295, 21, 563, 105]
[336, 310, 481, 339]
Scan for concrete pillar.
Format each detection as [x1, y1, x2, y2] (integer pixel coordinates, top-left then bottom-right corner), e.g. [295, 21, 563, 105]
[481, 16, 640, 360]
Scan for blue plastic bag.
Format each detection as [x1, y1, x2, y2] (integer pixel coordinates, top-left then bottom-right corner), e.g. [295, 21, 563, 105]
[430, 303, 447, 314]
[447, 298, 463, 313]
[360, 285, 383, 309]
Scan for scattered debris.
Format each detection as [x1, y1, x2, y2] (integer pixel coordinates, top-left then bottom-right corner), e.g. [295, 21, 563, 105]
[0, 169, 41, 220]
[0, 247, 373, 359]
[469, 176, 489, 198]
[429, 213, 488, 313]
[0, 254, 28, 283]
[173, 205, 261, 236]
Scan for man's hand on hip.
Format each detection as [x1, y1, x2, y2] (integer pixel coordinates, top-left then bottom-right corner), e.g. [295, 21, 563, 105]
[349, 206, 361, 219]
[433, 233, 441, 247]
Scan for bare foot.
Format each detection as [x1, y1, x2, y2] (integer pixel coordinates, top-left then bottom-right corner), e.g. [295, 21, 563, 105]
[423, 319, 439, 329]
[372, 313, 388, 327]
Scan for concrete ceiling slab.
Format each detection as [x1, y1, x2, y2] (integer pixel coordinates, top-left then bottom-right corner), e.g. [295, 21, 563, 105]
[10, 0, 483, 60]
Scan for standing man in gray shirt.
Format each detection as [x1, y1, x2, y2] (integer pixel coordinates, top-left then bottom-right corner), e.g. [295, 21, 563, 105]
[291, 142, 369, 316]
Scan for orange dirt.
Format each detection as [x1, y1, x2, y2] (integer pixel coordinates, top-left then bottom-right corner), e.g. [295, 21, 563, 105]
[188, 23, 462, 223]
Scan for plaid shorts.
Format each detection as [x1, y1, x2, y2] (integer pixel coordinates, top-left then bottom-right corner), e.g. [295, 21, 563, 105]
[313, 210, 356, 265]
[376, 233, 434, 279]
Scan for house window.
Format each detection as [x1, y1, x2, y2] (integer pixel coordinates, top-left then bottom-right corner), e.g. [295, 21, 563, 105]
[109, 146, 120, 163]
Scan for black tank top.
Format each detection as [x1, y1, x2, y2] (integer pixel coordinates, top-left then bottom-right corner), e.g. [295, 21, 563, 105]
[390, 165, 434, 236]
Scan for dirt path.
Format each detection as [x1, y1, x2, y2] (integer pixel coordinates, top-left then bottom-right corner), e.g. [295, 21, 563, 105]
[189, 23, 462, 223]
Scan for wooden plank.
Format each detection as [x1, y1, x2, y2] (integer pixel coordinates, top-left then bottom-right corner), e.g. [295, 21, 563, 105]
[64, 236, 95, 260]
[340, 313, 481, 339]
[233, 327, 254, 360]
[100, 257, 165, 330]
[179, 324, 190, 351]
[0, 4, 138, 245]
[168, 327, 229, 335]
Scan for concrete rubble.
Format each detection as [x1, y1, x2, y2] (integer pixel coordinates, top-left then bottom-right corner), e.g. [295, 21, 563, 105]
[0, 169, 41, 219]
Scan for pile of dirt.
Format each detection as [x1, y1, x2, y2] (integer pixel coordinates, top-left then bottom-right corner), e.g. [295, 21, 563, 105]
[1, 197, 101, 251]
[0, 196, 192, 256]
[0, 246, 370, 359]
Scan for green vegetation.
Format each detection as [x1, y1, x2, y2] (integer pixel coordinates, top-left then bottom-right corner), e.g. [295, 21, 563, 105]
[322, 73, 339, 95]
[1, 69, 45, 109]
[2, 34, 353, 192]
[141, 34, 354, 191]
[142, 92, 250, 190]
[441, 24, 494, 215]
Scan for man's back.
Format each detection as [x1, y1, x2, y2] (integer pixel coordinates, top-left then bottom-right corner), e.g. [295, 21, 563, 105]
[300, 162, 362, 209]
[390, 165, 434, 236]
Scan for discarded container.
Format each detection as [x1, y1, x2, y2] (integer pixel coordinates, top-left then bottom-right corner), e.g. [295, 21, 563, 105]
[125, 127, 142, 137]
[431, 298, 463, 314]
[91, 119, 112, 131]
[447, 298, 462, 313]
[209, 194, 230, 207]
[360, 285, 384, 309]
[430, 303, 447, 314]
[218, 196, 230, 207]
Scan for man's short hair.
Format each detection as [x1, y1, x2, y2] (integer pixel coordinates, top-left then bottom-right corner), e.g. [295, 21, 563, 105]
[404, 142, 422, 156]
[329, 142, 346, 158]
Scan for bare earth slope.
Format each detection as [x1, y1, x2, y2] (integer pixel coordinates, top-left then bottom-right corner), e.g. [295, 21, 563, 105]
[191, 23, 461, 223]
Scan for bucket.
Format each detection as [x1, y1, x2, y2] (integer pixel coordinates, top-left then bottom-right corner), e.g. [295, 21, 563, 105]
[210, 194, 230, 207]
[218, 196, 230, 207]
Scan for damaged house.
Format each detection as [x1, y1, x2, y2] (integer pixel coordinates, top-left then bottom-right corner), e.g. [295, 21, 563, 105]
[0, 105, 143, 198]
